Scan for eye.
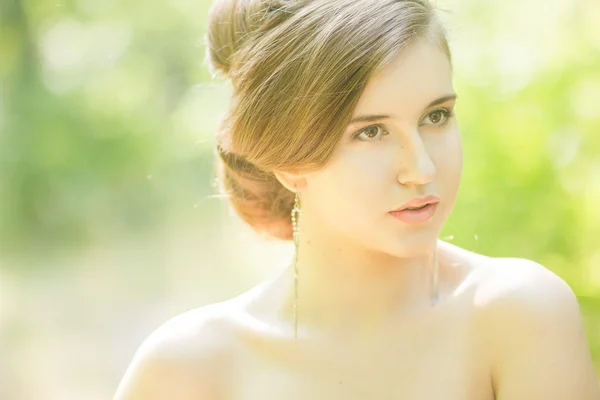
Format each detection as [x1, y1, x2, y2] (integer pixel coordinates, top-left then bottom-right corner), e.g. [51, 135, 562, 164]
[353, 124, 389, 142]
[421, 108, 455, 126]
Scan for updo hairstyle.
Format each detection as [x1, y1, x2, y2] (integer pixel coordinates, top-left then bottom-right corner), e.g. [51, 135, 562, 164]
[205, 0, 451, 240]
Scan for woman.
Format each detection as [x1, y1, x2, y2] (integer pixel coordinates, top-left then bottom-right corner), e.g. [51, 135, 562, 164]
[114, 0, 599, 399]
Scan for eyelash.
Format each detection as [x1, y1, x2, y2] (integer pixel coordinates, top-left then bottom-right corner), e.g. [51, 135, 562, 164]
[353, 108, 455, 143]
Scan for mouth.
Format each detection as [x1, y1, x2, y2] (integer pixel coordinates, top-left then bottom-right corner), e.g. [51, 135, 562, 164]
[403, 204, 430, 211]
[390, 194, 441, 213]
[389, 202, 438, 224]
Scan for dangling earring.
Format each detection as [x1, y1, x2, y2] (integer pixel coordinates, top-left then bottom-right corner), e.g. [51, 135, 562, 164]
[432, 242, 439, 306]
[290, 191, 302, 342]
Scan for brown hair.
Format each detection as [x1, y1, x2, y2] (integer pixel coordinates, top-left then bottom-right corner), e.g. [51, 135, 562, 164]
[205, 0, 451, 240]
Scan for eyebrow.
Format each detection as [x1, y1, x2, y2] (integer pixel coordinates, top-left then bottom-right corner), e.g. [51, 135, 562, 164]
[348, 93, 458, 125]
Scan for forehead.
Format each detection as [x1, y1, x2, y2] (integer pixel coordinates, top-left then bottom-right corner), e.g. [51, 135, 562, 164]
[354, 38, 454, 116]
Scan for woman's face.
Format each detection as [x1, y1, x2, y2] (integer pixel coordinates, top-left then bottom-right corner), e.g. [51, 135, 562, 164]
[302, 37, 462, 256]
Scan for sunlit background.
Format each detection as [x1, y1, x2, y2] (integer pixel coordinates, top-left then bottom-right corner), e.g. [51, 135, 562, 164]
[1, 0, 599, 398]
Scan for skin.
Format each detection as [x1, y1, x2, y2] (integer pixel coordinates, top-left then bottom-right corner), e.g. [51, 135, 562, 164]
[272, 35, 462, 335]
[113, 37, 600, 400]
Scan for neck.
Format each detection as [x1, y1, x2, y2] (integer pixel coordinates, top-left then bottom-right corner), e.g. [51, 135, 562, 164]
[273, 222, 441, 338]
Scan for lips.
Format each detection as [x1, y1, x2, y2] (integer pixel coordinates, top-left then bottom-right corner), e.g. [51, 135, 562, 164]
[405, 204, 429, 211]
[389, 202, 438, 224]
[391, 194, 440, 213]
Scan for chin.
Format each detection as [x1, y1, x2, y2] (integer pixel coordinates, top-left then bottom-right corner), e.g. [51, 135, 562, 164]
[385, 227, 441, 258]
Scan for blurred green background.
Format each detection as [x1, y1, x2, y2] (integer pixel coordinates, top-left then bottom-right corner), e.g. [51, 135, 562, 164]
[1, 0, 599, 398]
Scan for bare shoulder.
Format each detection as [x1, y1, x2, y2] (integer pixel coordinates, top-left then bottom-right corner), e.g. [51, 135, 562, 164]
[472, 255, 576, 308]
[113, 301, 237, 400]
[472, 256, 599, 399]
[471, 254, 581, 341]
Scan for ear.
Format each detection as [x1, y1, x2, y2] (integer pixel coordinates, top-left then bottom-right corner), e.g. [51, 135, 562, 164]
[273, 170, 307, 193]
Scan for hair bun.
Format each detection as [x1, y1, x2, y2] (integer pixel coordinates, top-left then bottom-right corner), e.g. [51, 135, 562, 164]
[205, 0, 281, 77]
[206, 0, 449, 241]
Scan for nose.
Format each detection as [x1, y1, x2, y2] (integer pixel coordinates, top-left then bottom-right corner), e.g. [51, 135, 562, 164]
[397, 133, 436, 186]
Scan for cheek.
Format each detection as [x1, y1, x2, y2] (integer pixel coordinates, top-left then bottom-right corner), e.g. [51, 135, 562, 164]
[306, 153, 388, 223]
[313, 162, 381, 207]
[332, 150, 391, 194]
[433, 129, 462, 174]
[451, 132, 463, 173]
[432, 131, 463, 210]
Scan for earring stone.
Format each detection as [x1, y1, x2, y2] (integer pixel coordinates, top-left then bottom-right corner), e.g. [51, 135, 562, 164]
[291, 192, 301, 342]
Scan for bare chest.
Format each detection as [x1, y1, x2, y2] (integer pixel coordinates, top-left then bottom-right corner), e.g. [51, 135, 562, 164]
[225, 303, 494, 400]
